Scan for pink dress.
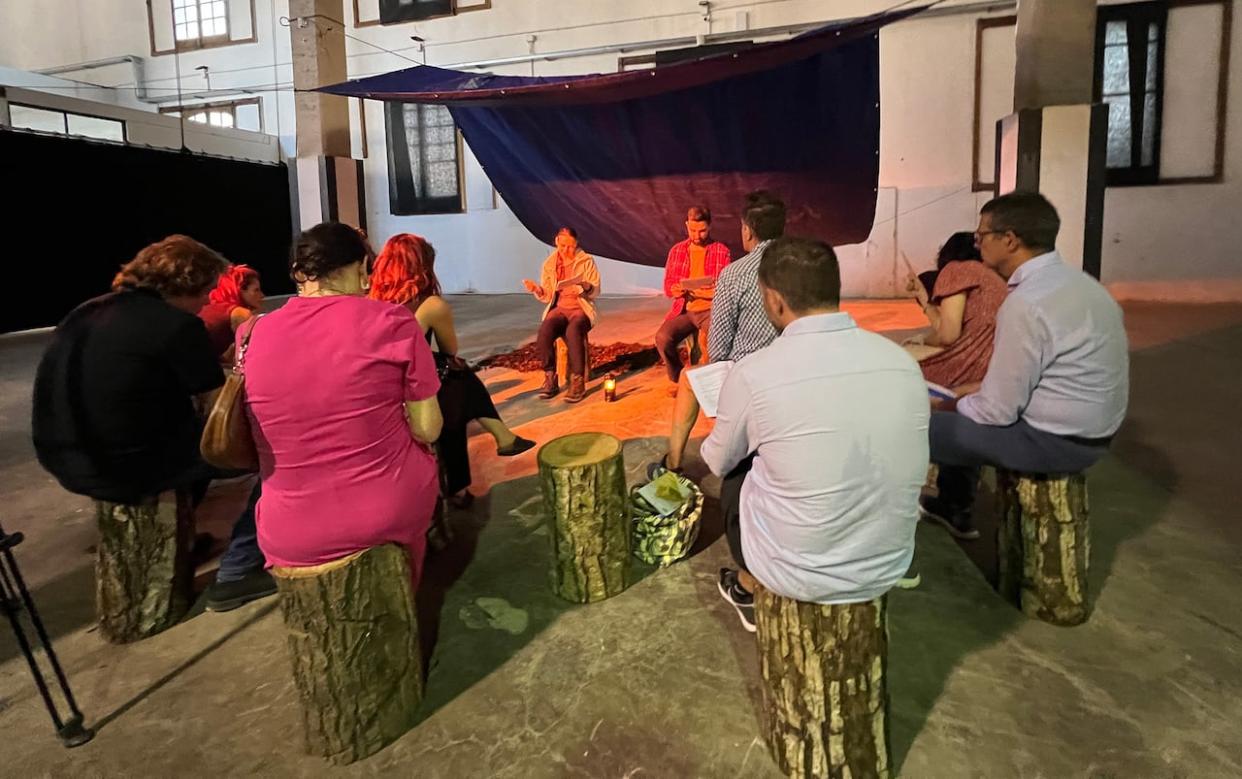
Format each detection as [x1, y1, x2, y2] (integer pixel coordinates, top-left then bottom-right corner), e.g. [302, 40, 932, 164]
[241, 295, 441, 587]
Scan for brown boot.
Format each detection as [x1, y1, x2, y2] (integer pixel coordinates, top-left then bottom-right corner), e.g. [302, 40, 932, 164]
[565, 374, 586, 403]
[538, 371, 559, 399]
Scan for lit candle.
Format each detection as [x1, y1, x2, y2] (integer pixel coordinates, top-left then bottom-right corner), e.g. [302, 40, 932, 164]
[603, 378, 617, 402]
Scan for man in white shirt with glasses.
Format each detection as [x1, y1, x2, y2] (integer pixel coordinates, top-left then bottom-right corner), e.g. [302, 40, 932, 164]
[921, 192, 1129, 539]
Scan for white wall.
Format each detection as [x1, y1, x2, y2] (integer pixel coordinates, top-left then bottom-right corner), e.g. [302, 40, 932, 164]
[0, 0, 1238, 299]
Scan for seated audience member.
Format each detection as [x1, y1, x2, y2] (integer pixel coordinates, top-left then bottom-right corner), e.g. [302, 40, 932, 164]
[700, 237, 929, 631]
[522, 227, 601, 404]
[654, 206, 732, 394]
[198, 264, 265, 361]
[904, 232, 1008, 388]
[370, 233, 535, 508]
[32, 236, 273, 610]
[242, 223, 443, 589]
[654, 191, 785, 476]
[922, 193, 1129, 539]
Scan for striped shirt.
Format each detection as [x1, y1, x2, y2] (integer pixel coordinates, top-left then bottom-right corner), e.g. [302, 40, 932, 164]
[708, 240, 778, 363]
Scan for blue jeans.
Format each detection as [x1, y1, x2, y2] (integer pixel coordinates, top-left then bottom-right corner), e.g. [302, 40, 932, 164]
[216, 481, 265, 582]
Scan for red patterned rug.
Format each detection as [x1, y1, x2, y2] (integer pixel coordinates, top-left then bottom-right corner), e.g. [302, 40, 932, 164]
[477, 341, 662, 375]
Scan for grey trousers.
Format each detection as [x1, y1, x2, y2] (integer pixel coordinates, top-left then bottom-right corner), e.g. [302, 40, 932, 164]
[929, 412, 1110, 512]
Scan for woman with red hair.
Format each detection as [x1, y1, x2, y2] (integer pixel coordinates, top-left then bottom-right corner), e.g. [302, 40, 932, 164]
[370, 233, 534, 506]
[198, 263, 264, 359]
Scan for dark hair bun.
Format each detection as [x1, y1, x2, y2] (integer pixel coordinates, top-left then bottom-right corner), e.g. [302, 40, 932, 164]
[290, 222, 371, 282]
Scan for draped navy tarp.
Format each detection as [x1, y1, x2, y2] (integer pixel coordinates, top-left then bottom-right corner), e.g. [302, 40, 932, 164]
[320, 8, 923, 266]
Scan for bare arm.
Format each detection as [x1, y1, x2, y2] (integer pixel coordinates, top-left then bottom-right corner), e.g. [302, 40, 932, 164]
[926, 293, 967, 347]
[405, 398, 443, 444]
[415, 297, 459, 356]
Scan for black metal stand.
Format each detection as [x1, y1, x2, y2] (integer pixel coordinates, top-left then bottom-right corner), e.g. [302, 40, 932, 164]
[0, 522, 94, 747]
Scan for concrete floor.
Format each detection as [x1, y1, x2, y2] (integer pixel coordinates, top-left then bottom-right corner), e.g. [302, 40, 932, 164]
[1, 294, 1240, 777]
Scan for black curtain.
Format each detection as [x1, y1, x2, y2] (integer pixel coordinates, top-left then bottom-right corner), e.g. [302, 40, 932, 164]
[0, 130, 294, 333]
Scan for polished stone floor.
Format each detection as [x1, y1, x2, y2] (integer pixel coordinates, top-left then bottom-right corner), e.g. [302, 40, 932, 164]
[1, 294, 1240, 777]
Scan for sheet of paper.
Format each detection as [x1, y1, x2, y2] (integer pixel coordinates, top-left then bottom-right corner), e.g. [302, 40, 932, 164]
[926, 381, 957, 401]
[681, 275, 715, 291]
[685, 360, 734, 418]
[637, 476, 690, 517]
[556, 275, 584, 290]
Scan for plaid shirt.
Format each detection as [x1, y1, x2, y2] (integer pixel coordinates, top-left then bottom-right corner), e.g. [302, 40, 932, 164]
[663, 239, 732, 320]
[708, 239, 778, 363]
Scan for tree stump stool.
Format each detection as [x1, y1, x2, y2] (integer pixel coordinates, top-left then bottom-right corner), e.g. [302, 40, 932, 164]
[755, 587, 890, 779]
[271, 544, 423, 765]
[995, 470, 1091, 626]
[93, 490, 194, 644]
[537, 432, 631, 602]
[555, 331, 592, 384]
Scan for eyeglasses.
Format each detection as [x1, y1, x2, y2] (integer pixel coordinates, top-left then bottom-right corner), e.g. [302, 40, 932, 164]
[974, 229, 1008, 242]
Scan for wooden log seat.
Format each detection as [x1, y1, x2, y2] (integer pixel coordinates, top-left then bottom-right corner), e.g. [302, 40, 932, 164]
[93, 490, 194, 644]
[995, 470, 1091, 626]
[755, 587, 891, 779]
[270, 544, 423, 764]
[554, 331, 592, 383]
[537, 432, 631, 603]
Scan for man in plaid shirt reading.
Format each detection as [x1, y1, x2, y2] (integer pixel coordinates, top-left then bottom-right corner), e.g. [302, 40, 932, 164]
[654, 206, 732, 394]
[651, 192, 786, 475]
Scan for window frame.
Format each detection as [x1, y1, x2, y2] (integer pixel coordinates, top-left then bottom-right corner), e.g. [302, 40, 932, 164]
[384, 102, 466, 216]
[971, 0, 1231, 190]
[147, 0, 258, 55]
[352, 0, 491, 28]
[7, 103, 127, 143]
[1093, 1, 1169, 187]
[159, 97, 263, 132]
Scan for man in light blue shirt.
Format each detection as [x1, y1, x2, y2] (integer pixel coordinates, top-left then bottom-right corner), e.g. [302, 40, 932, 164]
[922, 192, 1129, 539]
[701, 238, 930, 631]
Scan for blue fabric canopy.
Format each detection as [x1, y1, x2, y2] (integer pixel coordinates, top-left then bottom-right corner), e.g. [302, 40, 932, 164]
[319, 8, 924, 266]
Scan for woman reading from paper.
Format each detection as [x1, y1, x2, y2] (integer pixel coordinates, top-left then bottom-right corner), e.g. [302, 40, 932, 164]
[522, 227, 601, 404]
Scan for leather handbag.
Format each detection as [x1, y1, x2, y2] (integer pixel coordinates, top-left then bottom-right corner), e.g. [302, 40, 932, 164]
[200, 316, 263, 471]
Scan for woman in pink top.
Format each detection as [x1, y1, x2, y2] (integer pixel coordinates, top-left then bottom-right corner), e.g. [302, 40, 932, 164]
[241, 223, 443, 588]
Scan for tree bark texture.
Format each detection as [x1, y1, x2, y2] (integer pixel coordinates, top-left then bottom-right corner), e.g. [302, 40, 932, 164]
[94, 490, 194, 644]
[755, 588, 890, 779]
[555, 333, 592, 381]
[537, 432, 630, 602]
[996, 470, 1091, 626]
[271, 544, 423, 764]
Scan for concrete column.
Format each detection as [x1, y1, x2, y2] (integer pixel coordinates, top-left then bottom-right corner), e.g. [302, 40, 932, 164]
[290, 0, 350, 158]
[996, 0, 1106, 278]
[289, 0, 365, 232]
[1014, 0, 1097, 110]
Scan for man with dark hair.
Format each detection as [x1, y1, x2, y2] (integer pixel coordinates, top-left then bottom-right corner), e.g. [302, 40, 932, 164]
[652, 191, 787, 476]
[922, 192, 1129, 538]
[654, 205, 731, 393]
[700, 237, 929, 631]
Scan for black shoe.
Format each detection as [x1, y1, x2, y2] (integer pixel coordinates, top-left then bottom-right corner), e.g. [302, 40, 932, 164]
[919, 495, 980, 540]
[645, 455, 683, 482]
[497, 436, 536, 457]
[205, 570, 277, 612]
[716, 568, 756, 633]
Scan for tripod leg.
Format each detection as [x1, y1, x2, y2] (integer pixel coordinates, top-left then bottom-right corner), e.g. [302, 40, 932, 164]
[0, 548, 94, 747]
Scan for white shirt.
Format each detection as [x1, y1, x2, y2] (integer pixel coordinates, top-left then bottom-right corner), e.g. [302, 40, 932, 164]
[958, 251, 1129, 438]
[700, 312, 930, 604]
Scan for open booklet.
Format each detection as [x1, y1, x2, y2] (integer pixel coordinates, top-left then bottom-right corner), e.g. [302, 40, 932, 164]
[926, 381, 957, 401]
[685, 360, 735, 418]
[555, 275, 584, 290]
